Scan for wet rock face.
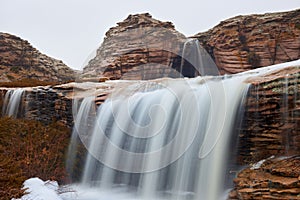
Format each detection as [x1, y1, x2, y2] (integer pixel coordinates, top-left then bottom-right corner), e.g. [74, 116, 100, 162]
[82, 13, 187, 80]
[194, 9, 300, 74]
[0, 87, 74, 128]
[229, 156, 300, 200]
[237, 66, 300, 165]
[0, 33, 75, 82]
[0, 82, 114, 128]
[24, 88, 73, 127]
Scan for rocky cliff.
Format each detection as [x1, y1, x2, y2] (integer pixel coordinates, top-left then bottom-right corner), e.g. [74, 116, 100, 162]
[0, 33, 75, 82]
[193, 9, 300, 74]
[0, 82, 113, 128]
[82, 13, 187, 80]
[238, 65, 300, 164]
[228, 63, 300, 200]
[83, 10, 300, 80]
[229, 156, 300, 199]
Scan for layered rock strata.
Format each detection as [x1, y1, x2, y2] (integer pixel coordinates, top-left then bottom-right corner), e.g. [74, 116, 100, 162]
[229, 156, 300, 200]
[193, 9, 300, 74]
[238, 65, 300, 165]
[82, 13, 187, 80]
[0, 87, 73, 127]
[83, 10, 300, 80]
[0, 32, 75, 82]
[0, 82, 115, 127]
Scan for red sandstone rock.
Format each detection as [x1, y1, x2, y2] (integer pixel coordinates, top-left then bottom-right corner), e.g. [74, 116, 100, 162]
[82, 13, 186, 80]
[237, 65, 300, 165]
[229, 156, 300, 200]
[193, 9, 300, 74]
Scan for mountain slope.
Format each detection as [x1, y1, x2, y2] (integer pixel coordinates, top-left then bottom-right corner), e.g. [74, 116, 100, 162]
[0, 32, 75, 82]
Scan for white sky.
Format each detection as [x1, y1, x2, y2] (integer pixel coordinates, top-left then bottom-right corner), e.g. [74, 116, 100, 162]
[0, 0, 299, 70]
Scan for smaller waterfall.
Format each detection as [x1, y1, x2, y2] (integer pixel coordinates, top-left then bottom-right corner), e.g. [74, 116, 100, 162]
[2, 88, 25, 118]
[180, 39, 219, 77]
[66, 96, 97, 180]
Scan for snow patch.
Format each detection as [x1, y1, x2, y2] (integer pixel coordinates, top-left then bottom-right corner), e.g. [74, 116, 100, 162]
[13, 178, 62, 200]
[251, 155, 275, 170]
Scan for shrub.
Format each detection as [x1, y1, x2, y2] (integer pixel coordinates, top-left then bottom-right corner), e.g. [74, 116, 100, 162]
[0, 78, 58, 87]
[0, 117, 71, 200]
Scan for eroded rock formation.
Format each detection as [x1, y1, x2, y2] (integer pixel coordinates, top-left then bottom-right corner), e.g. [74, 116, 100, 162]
[0, 87, 73, 127]
[0, 33, 75, 82]
[193, 9, 300, 74]
[0, 82, 114, 127]
[230, 63, 300, 199]
[83, 10, 300, 80]
[238, 64, 300, 165]
[83, 13, 187, 80]
[229, 156, 300, 200]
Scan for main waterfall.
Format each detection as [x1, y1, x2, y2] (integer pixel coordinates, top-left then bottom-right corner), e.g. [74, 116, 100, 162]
[68, 75, 250, 200]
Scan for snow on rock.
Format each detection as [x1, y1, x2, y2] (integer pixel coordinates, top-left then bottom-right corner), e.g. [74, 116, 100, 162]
[13, 178, 62, 200]
[250, 155, 275, 170]
[250, 159, 266, 170]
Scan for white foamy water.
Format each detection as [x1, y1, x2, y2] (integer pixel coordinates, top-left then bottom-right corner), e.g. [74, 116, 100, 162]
[66, 59, 300, 200]
[2, 88, 25, 118]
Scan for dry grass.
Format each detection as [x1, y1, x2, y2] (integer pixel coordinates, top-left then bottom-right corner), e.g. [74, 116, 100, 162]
[0, 117, 71, 200]
[0, 78, 74, 88]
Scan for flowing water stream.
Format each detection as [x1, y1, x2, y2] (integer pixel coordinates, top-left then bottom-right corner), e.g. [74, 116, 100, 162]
[68, 75, 250, 200]
[2, 88, 25, 118]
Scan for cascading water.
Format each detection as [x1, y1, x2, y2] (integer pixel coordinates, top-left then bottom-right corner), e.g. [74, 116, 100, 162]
[68, 75, 250, 200]
[67, 96, 97, 179]
[2, 88, 25, 118]
[179, 39, 219, 77]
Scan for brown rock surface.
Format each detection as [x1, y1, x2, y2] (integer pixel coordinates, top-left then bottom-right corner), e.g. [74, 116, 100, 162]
[0, 82, 115, 127]
[194, 9, 300, 74]
[229, 156, 300, 200]
[237, 65, 300, 165]
[0, 32, 75, 82]
[82, 13, 187, 80]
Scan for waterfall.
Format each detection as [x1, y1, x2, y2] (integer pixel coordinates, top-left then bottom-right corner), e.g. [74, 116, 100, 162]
[180, 39, 219, 77]
[66, 96, 96, 180]
[68, 75, 250, 200]
[2, 88, 25, 118]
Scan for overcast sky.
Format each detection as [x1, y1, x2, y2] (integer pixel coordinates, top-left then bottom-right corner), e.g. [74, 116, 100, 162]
[0, 1, 299, 70]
